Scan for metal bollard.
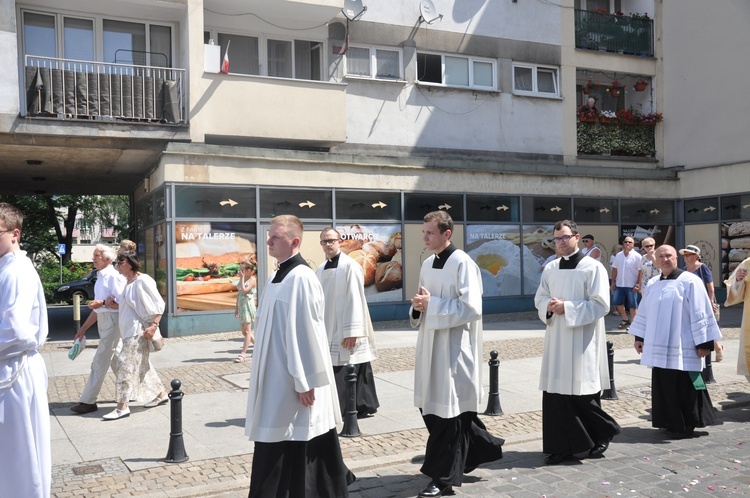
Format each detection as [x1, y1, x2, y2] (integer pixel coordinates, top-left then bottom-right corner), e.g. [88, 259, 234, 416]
[73, 294, 81, 332]
[703, 354, 716, 384]
[601, 341, 619, 400]
[164, 379, 189, 463]
[339, 364, 361, 437]
[483, 350, 503, 416]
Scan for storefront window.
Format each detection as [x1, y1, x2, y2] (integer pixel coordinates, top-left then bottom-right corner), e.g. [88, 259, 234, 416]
[466, 225, 525, 296]
[573, 198, 618, 223]
[721, 193, 750, 221]
[153, 187, 166, 222]
[176, 186, 257, 219]
[259, 188, 331, 220]
[684, 197, 719, 223]
[404, 193, 463, 221]
[522, 197, 571, 222]
[466, 195, 519, 222]
[336, 191, 400, 221]
[620, 199, 674, 224]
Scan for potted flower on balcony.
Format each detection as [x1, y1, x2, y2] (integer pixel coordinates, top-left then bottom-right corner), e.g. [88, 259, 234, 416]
[582, 79, 597, 95]
[607, 80, 625, 98]
[616, 108, 637, 125]
[634, 79, 649, 91]
[599, 110, 617, 124]
[640, 112, 663, 125]
[577, 104, 600, 123]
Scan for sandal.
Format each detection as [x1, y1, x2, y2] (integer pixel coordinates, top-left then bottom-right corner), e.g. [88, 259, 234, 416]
[715, 344, 724, 363]
[617, 320, 630, 329]
[234, 354, 246, 363]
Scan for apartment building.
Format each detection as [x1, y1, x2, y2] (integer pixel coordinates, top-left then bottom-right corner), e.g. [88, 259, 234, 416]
[2, 0, 748, 335]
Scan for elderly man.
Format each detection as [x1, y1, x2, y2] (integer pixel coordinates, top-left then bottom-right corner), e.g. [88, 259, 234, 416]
[245, 215, 354, 497]
[725, 257, 750, 380]
[71, 244, 125, 414]
[535, 220, 620, 465]
[410, 211, 504, 497]
[629, 245, 721, 439]
[610, 236, 643, 329]
[580, 234, 601, 261]
[316, 227, 379, 418]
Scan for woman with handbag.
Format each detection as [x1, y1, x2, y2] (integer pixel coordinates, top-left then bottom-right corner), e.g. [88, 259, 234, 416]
[102, 251, 168, 420]
[680, 245, 723, 362]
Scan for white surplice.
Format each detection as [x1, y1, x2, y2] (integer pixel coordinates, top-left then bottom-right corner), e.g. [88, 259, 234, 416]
[245, 264, 340, 442]
[411, 249, 483, 419]
[724, 257, 750, 380]
[316, 252, 377, 366]
[0, 251, 50, 498]
[535, 255, 611, 395]
[629, 271, 722, 372]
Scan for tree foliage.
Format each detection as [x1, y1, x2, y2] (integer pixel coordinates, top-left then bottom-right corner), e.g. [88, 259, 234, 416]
[0, 194, 130, 263]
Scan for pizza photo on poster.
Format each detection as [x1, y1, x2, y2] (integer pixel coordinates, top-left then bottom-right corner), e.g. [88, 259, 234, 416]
[174, 221, 257, 312]
[337, 224, 402, 303]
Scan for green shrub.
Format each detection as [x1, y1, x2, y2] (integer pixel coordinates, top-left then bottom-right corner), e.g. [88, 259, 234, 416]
[36, 257, 94, 303]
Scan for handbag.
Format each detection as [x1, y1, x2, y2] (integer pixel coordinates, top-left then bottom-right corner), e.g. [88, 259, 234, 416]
[68, 336, 87, 360]
[148, 326, 165, 352]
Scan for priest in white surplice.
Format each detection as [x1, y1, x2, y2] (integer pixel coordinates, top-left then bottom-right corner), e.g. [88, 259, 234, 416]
[245, 215, 354, 497]
[316, 227, 379, 418]
[410, 211, 503, 498]
[629, 245, 721, 439]
[0, 202, 51, 498]
[535, 220, 620, 466]
[724, 257, 750, 380]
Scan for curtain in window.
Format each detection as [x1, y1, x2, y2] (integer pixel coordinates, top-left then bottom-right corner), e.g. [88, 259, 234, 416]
[218, 33, 259, 75]
[375, 49, 399, 79]
[347, 47, 370, 76]
[538, 70, 556, 93]
[268, 39, 292, 78]
[473, 61, 493, 87]
[445, 56, 468, 86]
[514, 67, 533, 91]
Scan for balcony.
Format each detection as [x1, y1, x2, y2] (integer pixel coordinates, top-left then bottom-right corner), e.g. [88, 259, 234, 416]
[23, 55, 186, 125]
[577, 116, 658, 158]
[575, 10, 654, 57]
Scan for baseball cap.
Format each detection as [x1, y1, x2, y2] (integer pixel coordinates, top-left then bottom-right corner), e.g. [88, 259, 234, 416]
[678, 245, 701, 256]
[582, 234, 594, 241]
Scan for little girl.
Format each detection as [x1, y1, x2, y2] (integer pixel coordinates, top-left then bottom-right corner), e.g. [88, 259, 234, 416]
[234, 259, 257, 363]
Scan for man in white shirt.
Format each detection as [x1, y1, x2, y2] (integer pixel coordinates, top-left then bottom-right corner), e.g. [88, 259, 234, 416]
[71, 244, 126, 414]
[581, 234, 601, 261]
[610, 236, 643, 329]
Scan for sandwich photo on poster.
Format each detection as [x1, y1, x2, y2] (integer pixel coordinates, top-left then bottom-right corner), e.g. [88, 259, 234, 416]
[175, 221, 257, 312]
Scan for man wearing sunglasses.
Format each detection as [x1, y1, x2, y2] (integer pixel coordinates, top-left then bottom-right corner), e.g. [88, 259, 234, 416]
[611, 237, 643, 329]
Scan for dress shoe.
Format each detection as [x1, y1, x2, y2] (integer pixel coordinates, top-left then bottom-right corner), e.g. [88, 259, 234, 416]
[102, 407, 130, 420]
[544, 453, 570, 465]
[70, 403, 98, 414]
[144, 395, 169, 408]
[664, 430, 694, 440]
[589, 439, 610, 458]
[418, 480, 453, 497]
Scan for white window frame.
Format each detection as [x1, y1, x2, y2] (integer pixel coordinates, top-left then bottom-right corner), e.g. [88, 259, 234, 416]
[344, 45, 404, 81]
[206, 29, 325, 81]
[416, 51, 497, 91]
[512, 63, 560, 97]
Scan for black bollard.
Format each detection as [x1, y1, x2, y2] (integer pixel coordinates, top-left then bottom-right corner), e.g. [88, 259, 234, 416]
[483, 350, 503, 416]
[703, 354, 716, 384]
[339, 364, 361, 437]
[164, 379, 189, 463]
[601, 341, 618, 400]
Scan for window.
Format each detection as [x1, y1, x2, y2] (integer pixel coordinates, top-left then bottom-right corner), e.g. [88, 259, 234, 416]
[346, 46, 402, 80]
[513, 63, 559, 97]
[218, 33, 260, 75]
[417, 52, 496, 90]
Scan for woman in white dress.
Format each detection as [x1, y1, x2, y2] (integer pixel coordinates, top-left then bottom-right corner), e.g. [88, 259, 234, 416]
[103, 251, 168, 420]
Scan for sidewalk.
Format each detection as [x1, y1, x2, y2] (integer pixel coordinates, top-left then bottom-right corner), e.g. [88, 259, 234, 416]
[44, 309, 750, 497]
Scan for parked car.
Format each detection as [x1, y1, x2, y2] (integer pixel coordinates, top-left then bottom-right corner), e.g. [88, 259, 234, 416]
[53, 270, 97, 304]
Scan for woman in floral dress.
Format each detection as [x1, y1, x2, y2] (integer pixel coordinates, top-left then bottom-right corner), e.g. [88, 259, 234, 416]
[234, 259, 257, 363]
[102, 251, 168, 420]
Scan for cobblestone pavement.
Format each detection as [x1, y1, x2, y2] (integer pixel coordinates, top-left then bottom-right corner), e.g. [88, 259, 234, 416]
[47, 314, 748, 497]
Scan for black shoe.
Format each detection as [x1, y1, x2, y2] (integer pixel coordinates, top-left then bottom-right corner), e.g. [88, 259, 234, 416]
[589, 440, 610, 458]
[664, 430, 694, 440]
[544, 454, 570, 465]
[464, 464, 477, 474]
[418, 480, 453, 497]
[70, 403, 98, 414]
[692, 430, 709, 437]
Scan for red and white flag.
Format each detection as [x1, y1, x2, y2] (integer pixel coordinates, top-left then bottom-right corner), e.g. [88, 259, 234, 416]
[220, 40, 230, 74]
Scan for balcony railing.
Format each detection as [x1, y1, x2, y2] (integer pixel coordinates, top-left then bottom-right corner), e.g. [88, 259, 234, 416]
[577, 121, 656, 157]
[575, 10, 654, 57]
[24, 55, 186, 124]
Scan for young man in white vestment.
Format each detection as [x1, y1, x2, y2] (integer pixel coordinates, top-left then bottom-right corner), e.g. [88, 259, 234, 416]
[0, 202, 51, 498]
[410, 210, 504, 498]
[316, 227, 380, 418]
[245, 215, 354, 497]
[71, 244, 126, 414]
[629, 245, 722, 439]
[535, 220, 620, 465]
[724, 258, 750, 380]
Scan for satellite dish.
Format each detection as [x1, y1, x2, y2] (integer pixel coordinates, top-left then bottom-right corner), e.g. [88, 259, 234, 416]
[342, 0, 367, 21]
[419, 0, 442, 24]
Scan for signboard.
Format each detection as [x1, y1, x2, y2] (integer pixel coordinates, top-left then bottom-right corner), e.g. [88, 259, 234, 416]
[58, 243, 66, 255]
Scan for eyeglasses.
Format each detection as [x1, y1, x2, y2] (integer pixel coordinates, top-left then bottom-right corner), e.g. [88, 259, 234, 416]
[0, 229, 14, 236]
[643, 244, 654, 248]
[320, 239, 340, 245]
[624, 241, 634, 244]
[552, 235, 575, 244]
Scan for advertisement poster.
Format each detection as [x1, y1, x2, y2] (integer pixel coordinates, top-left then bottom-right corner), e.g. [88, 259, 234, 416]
[336, 224, 403, 303]
[685, 224, 721, 286]
[465, 225, 525, 297]
[721, 221, 750, 282]
[521, 224, 556, 295]
[621, 225, 675, 248]
[175, 221, 257, 312]
[575, 225, 619, 273]
[403, 224, 464, 301]
[155, 224, 167, 300]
